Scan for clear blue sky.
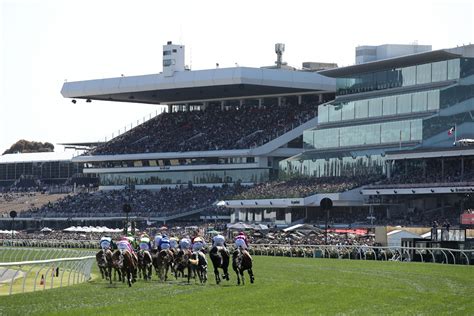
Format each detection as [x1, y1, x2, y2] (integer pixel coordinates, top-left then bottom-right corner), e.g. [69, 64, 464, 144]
[1, 0, 473, 153]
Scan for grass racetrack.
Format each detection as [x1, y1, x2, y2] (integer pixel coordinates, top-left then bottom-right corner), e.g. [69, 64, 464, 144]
[0, 256, 473, 315]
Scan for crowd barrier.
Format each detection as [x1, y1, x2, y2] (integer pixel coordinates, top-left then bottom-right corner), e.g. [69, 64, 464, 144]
[247, 244, 474, 265]
[0, 247, 95, 295]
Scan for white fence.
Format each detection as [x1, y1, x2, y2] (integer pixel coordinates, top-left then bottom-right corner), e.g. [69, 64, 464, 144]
[247, 244, 474, 265]
[0, 247, 95, 295]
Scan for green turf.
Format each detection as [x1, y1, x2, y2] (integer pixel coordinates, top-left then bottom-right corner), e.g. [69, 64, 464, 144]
[0, 256, 473, 316]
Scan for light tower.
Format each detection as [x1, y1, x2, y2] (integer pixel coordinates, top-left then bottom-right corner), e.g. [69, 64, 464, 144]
[275, 43, 286, 68]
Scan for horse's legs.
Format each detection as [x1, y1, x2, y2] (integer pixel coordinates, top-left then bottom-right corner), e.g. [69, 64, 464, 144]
[240, 270, 245, 285]
[213, 266, 220, 284]
[164, 264, 169, 282]
[223, 266, 229, 281]
[107, 267, 112, 284]
[187, 266, 192, 283]
[248, 268, 254, 283]
[127, 269, 132, 287]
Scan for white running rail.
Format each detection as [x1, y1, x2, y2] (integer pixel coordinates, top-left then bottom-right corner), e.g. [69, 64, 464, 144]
[0, 247, 95, 296]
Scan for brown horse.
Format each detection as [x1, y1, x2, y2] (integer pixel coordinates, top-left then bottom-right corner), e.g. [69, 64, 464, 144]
[154, 249, 174, 282]
[209, 246, 230, 284]
[232, 248, 254, 285]
[174, 249, 192, 281]
[96, 249, 113, 284]
[189, 251, 208, 284]
[112, 250, 137, 287]
[137, 250, 153, 281]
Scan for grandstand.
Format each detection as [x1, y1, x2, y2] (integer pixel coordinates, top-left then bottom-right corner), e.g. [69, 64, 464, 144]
[61, 42, 336, 190]
[0, 151, 97, 191]
[221, 44, 474, 227]
[0, 42, 337, 229]
[6, 42, 474, 231]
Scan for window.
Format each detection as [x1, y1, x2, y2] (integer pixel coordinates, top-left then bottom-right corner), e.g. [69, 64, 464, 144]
[163, 50, 171, 56]
[382, 96, 396, 116]
[368, 98, 382, 117]
[432, 61, 447, 82]
[412, 92, 427, 112]
[355, 100, 369, 119]
[397, 94, 412, 114]
[416, 63, 432, 85]
[172, 49, 177, 53]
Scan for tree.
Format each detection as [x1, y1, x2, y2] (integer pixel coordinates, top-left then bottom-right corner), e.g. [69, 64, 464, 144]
[3, 140, 54, 155]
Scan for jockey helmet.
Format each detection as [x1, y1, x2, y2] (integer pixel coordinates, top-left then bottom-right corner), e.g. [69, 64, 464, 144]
[238, 231, 245, 235]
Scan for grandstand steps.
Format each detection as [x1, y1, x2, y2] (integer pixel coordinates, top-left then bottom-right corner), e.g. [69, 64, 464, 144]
[250, 115, 319, 156]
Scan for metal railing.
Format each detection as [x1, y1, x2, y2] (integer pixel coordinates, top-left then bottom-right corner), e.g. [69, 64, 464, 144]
[246, 244, 474, 265]
[1, 239, 97, 249]
[0, 247, 95, 295]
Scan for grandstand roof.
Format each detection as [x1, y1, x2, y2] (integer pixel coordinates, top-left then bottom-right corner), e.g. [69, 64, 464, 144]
[61, 67, 335, 104]
[319, 49, 460, 77]
[0, 152, 75, 164]
[386, 147, 474, 160]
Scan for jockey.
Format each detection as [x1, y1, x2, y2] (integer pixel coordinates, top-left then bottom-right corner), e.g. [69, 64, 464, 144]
[234, 231, 249, 250]
[125, 234, 138, 250]
[212, 233, 226, 248]
[179, 236, 192, 251]
[154, 234, 163, 250]
[158, 234, 171, 250]
[99, 236, 112, 250]
[139, 234, 151, 251]
[169, 236, 179, 250]
[192, 236, 206, 252]
[117, 236, 136, 255]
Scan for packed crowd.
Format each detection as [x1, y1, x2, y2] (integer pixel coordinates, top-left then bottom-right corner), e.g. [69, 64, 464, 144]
[232, 175, 381, 199]
[19, 185, 243, 219]
[373, 158, 474, 188]
[0, 222, 374, 248]
[91, 103, 319, 155]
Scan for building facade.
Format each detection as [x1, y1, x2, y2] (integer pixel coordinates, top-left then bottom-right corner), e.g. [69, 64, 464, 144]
[281, 45, 474, 179]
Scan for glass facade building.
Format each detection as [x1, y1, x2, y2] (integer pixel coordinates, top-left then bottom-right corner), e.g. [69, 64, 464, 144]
[100, 168, 269, 186]
[281, 49, 474, 178]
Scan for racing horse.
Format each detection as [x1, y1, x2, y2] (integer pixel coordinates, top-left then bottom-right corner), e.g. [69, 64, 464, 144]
[174, 249, 192, 281]
[96, 248, 114, 283]
[232, 248, 254, 285]
[209, 246, 230, 284]
[137, 249, 153, 281]
[154, 249, 174, 282]
[112, 249, 137, 287]
[189, 251, 208, 284]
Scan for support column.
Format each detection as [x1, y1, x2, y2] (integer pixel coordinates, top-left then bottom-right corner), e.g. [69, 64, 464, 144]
[239, 99, 244, 107]
[185, 103, 190, 112]
[167, 104, 172, 113]
[298, 95, 302, 105]
[202, 101, 209, 111]
[258, 98, 263, 109]
[278, 97, 282, 107]
[254, 211, 262, 222]
[247, 211, 254, 222]
[221, 101, 225, 111]
[285, 210, 292, 224]
[461, 157, 464, 181]
[318, 94, 323, 103]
